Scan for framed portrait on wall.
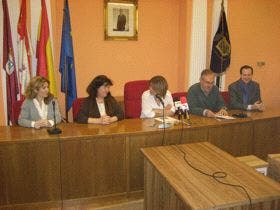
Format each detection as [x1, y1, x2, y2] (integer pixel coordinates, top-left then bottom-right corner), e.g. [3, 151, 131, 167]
[104, 0, 138, 40]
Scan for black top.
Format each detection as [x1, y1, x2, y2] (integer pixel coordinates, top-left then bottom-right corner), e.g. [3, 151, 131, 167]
[75, 96, 124, 124]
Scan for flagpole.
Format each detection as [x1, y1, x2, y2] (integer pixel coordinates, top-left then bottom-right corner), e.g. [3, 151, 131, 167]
[64, 56, 68, 122]
[211, 0, 230, 88]
[6, 76, 10, 125]
[60, 0, 77, 123]
[217, 0, 225, 89]
[7, 74, 13, 125]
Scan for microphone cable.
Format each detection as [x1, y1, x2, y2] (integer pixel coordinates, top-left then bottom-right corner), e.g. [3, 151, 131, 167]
[173, 145, 253, 210]
[178, 109, 184, 145]
[178, 109, 190, 145]
[58, 135, 64, 210]
[156, 94, 166, 146]
[161, 105, 166, 146]
[49, 100, 64, 209]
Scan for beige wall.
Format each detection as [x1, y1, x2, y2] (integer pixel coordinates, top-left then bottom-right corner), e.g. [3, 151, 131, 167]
[54, 0, 183, 95]
[224, 0, 280, 107]
[53, 0, 184, 117]
[0, 0, 279, 125]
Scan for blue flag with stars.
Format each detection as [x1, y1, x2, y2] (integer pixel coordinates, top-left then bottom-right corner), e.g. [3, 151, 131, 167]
[59, 0, 77, 112]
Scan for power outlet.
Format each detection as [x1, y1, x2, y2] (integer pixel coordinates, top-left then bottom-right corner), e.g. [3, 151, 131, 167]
[257, 61, 265, 67]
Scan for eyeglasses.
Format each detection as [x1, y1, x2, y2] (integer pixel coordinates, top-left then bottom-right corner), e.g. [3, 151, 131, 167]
[201, 78, 215, 85]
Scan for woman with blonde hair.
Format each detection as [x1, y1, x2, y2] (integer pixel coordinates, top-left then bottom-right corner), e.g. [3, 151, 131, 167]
[18, 76, 61, 128]
[141, 75, 175, 118]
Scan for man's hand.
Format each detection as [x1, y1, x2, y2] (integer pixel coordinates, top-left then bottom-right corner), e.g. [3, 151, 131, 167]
[216, 108, 228, 116]
[205, 109, 216, 118]
[252, 101, 264, 111]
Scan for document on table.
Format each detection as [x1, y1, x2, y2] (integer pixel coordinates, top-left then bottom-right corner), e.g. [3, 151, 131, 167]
[215, 115, 235, 120]
[154, 116, 179, 123]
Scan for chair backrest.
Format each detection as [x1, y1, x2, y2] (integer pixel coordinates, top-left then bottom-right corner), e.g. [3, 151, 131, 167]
[124, 80, 149, 118]
[12, 100, 24, 125]
[220, 91, 230, 106]
[171, 92, 188, 102]
[72, 98, 85, 121]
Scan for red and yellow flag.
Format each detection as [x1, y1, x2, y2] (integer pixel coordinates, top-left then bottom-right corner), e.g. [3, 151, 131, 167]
[17, 0, 32, 98]
[36, 0, 57, 96]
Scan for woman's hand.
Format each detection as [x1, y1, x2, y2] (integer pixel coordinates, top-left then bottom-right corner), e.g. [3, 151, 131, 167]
[100, 115, 118, 124]
[34, 119, 51, 129]
[164, 104, 175, 116]
[88, 116, 118, 124]
[100, 116, 111, 124]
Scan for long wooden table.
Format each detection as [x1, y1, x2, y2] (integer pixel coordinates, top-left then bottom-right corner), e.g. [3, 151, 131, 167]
[141, 142, 280, 210]
[0, 109, 279, 207]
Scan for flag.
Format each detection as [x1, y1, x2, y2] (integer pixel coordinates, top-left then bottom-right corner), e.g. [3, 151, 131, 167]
[17, 0, 32, 98]
[59, 0, 77, 112]
[210, 1, 231, 74]
[2, 0, 20, 125]
[36, 0, 57, 96]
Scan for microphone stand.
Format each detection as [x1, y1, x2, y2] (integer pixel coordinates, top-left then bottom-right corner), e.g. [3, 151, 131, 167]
[48, 101, 62, 135]
[156, 94, 166, 146]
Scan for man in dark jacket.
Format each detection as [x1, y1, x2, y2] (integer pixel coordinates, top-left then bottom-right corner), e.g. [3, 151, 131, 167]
[228, 65, 264, 111]
[187, 69, 227, 117]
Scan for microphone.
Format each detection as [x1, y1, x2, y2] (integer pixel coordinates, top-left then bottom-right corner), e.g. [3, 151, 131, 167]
[155, 94, 164, 107]
[47, 100, 62, 135]
[174, 100, 183, 120]
[180, 96, 190, 125]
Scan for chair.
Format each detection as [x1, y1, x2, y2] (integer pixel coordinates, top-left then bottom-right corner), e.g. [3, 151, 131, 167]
[171, 92, 187, 102]
[124, 80, 149, 118]
[11, 99, 24, 125]
[220, 91, 230, 106]
[72, 98, 85, 121]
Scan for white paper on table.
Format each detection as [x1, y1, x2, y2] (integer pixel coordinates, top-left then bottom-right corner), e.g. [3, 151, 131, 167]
[154, 116, 179, 123]
[214, 115, 235, 120]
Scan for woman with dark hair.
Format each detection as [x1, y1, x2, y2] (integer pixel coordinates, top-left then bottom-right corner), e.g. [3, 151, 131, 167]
[140, 75, 175, 118]
[76, 75, 124, 124]
[18, 76, 61, 128]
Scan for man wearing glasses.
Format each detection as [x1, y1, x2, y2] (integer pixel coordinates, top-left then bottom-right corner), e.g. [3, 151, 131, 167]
[187, 69, 228, 117]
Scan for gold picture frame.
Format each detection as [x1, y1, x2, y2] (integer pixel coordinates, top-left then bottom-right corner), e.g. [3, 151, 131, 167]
[104, 0, 138, 40]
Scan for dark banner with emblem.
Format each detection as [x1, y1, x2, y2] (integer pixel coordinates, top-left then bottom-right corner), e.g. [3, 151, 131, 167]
[210, 2, 231, 74]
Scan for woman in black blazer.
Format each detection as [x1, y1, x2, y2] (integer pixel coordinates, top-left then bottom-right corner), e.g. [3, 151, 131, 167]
[76, 75, 124, 124]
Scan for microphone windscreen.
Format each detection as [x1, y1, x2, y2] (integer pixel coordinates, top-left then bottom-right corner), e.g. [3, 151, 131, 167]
[180, 96, 187, 104]
[174, 101, 181, 109]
